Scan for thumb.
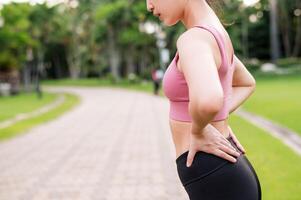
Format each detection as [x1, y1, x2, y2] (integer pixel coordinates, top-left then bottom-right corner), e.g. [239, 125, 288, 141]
[186, 149, 196, 167]
[234, 140, 246, 154]
[232, 136, 246, 154]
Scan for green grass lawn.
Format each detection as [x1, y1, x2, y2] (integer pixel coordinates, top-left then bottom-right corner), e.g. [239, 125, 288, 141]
[0, 92, 80, 141]
[0, 92, 57, 121]
[242, 75, 301, 136]
[229, 114, 301, 200]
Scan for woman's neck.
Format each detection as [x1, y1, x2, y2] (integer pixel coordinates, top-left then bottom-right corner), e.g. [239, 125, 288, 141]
[181, 0, 220, 29]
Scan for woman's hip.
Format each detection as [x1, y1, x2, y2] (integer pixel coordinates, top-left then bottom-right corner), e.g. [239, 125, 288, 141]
[175, 137, 261, 200]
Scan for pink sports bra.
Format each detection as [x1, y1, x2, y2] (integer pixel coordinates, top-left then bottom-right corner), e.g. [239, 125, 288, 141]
[162, 24, 235, 122]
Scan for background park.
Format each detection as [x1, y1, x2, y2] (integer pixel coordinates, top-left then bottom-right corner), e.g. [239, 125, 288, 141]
[0, 0, 300, 199]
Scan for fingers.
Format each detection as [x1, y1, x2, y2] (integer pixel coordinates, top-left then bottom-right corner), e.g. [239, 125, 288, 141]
[228, 126, 246, 154]
[229, 130, 246, 154]
[233, 139, 246, 154]
[220, 138, 237, 152]
[214, 149, 237, 163]
[186, 149, 196, 167]
[219, 143, 240, 158]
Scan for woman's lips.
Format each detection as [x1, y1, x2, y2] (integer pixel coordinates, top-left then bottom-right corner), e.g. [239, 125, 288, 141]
[154, 12, 160, 17]
[152, 11, 162, 20]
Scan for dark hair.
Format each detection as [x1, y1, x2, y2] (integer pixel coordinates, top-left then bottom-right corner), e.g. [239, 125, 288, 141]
[205, 0, 233, 26]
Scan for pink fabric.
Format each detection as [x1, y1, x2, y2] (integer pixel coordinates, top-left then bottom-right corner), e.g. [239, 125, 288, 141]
[162, 24, 235, 122]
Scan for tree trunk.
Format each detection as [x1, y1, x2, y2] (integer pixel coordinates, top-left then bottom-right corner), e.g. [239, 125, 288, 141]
[269, 0, 281, 62]
[53, 53, 62, 78]
[292, 1, 301, 57]
[139, 47, 148, 78]
[67, 36, 81, 79]
[125, 45, 135, 76]
[241, 12, 249, 58]
[107, 25, 120, 81]
[278, 2, 291, 57]
[67, 52, 80, 79]
[22, 64, 31, 92]
[67, 13, 81, 80]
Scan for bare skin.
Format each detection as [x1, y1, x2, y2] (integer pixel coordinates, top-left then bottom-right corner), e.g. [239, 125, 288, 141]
[173, 23, 238, 159]
[146, 0, 256, 167]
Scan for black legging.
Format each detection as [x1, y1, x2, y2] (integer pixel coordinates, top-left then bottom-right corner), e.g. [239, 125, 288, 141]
[176, 135, 262, 200]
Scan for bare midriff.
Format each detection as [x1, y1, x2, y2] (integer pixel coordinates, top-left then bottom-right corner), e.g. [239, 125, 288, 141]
[169, 118, 231, 159]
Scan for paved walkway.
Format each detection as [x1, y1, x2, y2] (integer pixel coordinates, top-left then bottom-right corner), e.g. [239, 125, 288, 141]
[0, 86, 187, 200]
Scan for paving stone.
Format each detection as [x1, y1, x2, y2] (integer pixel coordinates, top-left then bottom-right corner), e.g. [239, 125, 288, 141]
[0, 87, 188, 200]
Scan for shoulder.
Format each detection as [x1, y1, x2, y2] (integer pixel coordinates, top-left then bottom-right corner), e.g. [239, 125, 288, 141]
[176, 27, 217, 53]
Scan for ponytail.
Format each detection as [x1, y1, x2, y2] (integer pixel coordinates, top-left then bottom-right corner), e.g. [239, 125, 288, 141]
[205, 0, 233, 26]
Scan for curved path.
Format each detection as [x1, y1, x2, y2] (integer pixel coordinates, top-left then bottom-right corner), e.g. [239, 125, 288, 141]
[0, 86, 187, 200]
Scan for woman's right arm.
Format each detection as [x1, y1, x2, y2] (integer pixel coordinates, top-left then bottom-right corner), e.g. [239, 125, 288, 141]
[228, 55, 256, 114]
[176, 29, 241, 167]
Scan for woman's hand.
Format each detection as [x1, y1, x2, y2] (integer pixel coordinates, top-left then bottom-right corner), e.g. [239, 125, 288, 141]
[186, 124, 241, 167]
[227, 125, 246, 154]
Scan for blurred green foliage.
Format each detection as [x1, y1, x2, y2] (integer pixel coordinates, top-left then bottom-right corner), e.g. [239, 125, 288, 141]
[0, 0, 300, 81]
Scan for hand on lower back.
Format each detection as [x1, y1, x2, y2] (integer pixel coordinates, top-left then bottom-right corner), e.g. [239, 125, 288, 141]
[227, 125, 246, 154]
[186, 124, 240, 167]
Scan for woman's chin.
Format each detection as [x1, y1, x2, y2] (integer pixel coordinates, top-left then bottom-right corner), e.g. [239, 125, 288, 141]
[161, 18, 178, 27]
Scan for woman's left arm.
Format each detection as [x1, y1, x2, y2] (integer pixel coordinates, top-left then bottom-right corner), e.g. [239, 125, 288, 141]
[228, 54, 256, 114]
[227, 83, 252, 154]
[227, 55, 256, 154]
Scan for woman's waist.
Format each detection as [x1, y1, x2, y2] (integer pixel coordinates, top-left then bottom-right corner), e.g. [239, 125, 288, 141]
[169, 118, 230, 137]
[169, 118, 230, 158]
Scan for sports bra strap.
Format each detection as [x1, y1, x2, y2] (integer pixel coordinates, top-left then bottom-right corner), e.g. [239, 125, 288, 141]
[193, 24, 230, 72]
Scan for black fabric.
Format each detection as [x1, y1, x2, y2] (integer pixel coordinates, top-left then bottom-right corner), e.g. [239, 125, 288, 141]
[176, 135, 262, 200]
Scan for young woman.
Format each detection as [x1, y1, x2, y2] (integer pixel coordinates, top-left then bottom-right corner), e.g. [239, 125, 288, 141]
[146, 0, 262, 199]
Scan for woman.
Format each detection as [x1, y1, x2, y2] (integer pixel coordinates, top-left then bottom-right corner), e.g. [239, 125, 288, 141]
[146, 0, 262, 199]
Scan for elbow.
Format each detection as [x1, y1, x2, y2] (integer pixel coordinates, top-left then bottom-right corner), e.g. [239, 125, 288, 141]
[199, 97, 223, 115]
[250, 79, 256, 93]
[250, 74, 256, 88]
[190, 94, 224, 117]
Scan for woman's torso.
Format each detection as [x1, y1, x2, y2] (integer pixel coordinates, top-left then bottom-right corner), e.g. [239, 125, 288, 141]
[170, 119, 230, 159]
[168, 24, 234, 158]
